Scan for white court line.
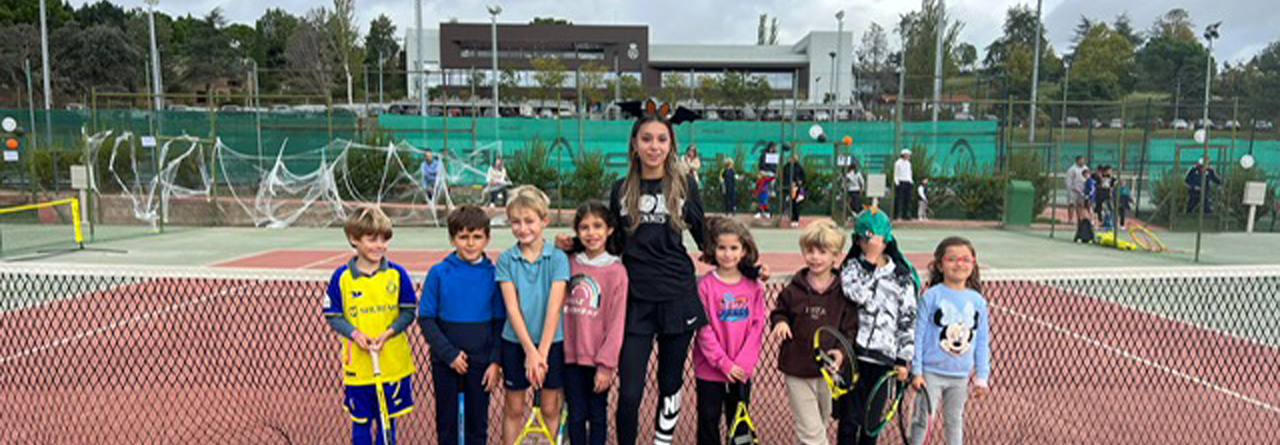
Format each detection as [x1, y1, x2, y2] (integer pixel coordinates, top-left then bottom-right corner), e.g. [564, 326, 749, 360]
[298, 252, 353, 271]
[991, 302, 1280, 415]
[0, 283, 251, 366]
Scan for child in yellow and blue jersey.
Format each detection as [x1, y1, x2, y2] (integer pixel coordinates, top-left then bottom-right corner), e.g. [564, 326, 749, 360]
[323, 206, 418, 445]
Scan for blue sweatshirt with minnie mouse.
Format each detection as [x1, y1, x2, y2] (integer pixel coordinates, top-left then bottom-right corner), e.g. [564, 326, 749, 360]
[912, 284, 991, 385]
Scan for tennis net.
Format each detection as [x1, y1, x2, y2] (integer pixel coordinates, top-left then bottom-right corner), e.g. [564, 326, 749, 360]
[1, 263, 1276, 444]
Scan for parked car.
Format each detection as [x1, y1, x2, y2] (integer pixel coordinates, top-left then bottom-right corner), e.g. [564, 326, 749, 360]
[1223, 120, 1242, 130]
[1171, 119, 1190, 130]
[1063, 116, 1082, 127]
[1252, 120, 1275, 130]
[1108, 118, 1124, 129]
[1195, 118, 1214, 129]
[954, 112, 974, 121]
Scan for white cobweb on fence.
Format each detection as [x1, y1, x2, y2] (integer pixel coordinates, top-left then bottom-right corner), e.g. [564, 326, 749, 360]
[83, 130, 496, 229]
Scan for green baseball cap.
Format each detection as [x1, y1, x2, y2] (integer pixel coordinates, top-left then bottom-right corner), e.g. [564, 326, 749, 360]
[854, 208, 894, 242]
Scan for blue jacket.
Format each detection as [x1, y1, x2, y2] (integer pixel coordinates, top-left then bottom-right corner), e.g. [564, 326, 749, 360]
[912, 284, 991, 383]
[417, 252, 506, 365]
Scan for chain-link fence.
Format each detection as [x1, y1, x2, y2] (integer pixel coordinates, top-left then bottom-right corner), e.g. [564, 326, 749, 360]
[2, 263, 1276, 444]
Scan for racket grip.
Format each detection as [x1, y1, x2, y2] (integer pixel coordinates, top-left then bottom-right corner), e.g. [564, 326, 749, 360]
[370, 350, 382, 376]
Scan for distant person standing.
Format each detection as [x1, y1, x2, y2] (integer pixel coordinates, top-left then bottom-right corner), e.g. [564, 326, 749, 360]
[1065, 156, 1088, 223]
[485, 158, 511, 208]
[683, 145, 703, 186]
[844, 164, 864, 214]
[1185, 158, 1222, 214]
[722, 159, 738, 215]
[893, 149, 914, 221]
[916, 178, 930, 221]
[755, 143, 780, 218]
[781, 153, 807, 228]
[421, 150, 443, 202]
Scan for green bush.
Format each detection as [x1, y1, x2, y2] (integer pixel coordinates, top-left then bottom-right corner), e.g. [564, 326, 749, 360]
[27, 148, 83, 190]
[932, 173, 1005, 220]
[338, 146, 410, 201]
[565, 150, 618, 203]
[508, 138, 560, 195]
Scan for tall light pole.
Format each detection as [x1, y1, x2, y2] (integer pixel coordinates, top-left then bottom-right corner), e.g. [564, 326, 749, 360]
[828, 52, 837, 118]
[488, 5, 502, 146]
[835, 10, 845, 121]
[39, 0, 52, 112]
[1195, 21, 1221, 262]
[1029, 0, 1043, 143]
[895, 15, 910, 152]
[415, 0, 424, 117]
[145, 0, 163, 112]
[931, 0, 945, 125]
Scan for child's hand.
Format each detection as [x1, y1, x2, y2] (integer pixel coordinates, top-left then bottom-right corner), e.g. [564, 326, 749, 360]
[728, 365, 747, 382]
[771, 322, 792, 341]
[758, 264, 772, 282]
[912, 376, 927, 391]
[526, 354, 547, 390]
[370, 330, 394, 352]
[894, 365, 909, 382]
[450, 351, 469, 375]
[593, 367, 615, 393]
[825, 349, 844, 371]
[972, 382, 990, 399]
[351, 330, 374, 351]
[554, 234, 575, 250]
[482, 364, 503, 393]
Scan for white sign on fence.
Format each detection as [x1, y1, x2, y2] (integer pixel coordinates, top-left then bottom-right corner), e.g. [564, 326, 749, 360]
[867, 173, 887, 198]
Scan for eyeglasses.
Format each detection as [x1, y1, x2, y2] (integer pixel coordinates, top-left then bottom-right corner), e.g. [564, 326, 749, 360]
[943, 256, 975, 264]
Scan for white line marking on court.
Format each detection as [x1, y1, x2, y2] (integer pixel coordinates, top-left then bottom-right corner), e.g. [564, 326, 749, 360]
[299, 252, 352, 271]
[0, 283, 250, 366]
[991, 303, 1280, 415]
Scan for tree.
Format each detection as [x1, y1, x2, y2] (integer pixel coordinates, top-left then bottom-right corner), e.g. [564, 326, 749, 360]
[697, 75, 720, 106]
[530, 56, 566, 110]
[0, 0, 74, 27]
[364, 14, 398, 70]
[254, 8, 299, 92]
[983, 4, 1063, 99]
[1114, 13, 1144, 48]
[954, 42, 978, 73]
[74, 0, 126, 29]
[52, 24, 142, 95]
[604, 75, 644, 102]
[1070, 15, 1095, 50]
[285, 10, 337, 95]
[660, 71, 691, 105]
[1245, 40, 1280, 118]
[1136, 34, 1208, 112]
[902, 1, 964, 99]
[578, 62, 607, 109]
[746, 75, 773, 111]
[857, 23, 890, 77]
[757, 14, 767, 45]
[1071, 24, 1136, 100]
[1149, 8, 1196, 43]
[499, 68, 521, 103]
[174, 8, 242, 94]
[0, 23, 40, 93]
[329, 0, 363, 105]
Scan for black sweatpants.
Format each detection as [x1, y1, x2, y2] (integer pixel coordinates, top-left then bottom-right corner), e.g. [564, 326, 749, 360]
[431, 359, 490, 445]
[893, 182, 914, 220]
[695, 379, 753, 445]
[616, 330, 694, 445]
[725, 188, 737, 215]
[837, 360, 894, 445]
[565, 364, 609, 445]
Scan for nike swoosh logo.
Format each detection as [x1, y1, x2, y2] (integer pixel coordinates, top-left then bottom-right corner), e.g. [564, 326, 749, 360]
[686, 317, 698, 326]
[656, 392, 681, 434]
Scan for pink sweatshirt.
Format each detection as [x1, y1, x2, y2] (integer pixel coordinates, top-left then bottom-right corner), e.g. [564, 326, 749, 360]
[563, 252, 629, 370]
[694, 271, 767, 382]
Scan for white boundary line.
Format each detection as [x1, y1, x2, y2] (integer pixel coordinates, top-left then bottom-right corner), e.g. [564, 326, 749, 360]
[0, 283, 252, 366]
[298, 252, 355, 271]
[991, 302, 1280, 415]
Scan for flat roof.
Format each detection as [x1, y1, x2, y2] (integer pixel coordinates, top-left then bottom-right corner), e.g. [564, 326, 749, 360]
[649, 44, 808, 67]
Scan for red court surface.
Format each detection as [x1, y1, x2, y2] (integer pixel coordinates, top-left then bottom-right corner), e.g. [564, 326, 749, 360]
[213, 248, 938, 276]
[2, 268, 1275, 444]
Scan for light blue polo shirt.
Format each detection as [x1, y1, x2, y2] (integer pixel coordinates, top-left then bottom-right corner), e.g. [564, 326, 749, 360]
[496, 240, 571, 344]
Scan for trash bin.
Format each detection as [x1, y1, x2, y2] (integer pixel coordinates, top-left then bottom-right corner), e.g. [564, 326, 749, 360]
[1004, 180, 1034, 226]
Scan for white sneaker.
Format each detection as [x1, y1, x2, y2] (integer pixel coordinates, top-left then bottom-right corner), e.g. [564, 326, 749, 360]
[790, 222, 800, 228]
[754, 212, 763, 219]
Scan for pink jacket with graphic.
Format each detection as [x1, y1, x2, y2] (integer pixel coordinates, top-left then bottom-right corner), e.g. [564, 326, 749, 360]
[693, 272, 767, 382]
[562, 253, 629, 370]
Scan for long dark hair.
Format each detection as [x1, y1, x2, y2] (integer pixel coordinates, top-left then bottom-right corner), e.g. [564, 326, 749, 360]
[700, 216, 761, 279]
[619, 115, 687, 233]
[572, 201, 620, 255]
[926, 236, 982, 293]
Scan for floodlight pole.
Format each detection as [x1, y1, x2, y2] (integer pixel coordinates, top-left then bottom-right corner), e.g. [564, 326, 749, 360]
[1029, 0, 1043, 143]
[835, 10, 844, 122]
[1195, 22, 1221, 262]
[489, 5, 502, 149]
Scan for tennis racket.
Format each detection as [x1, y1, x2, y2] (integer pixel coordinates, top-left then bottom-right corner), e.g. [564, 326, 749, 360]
[459, 375, 466, 445]
[727, 385, 759, 445]
[864, 369, 909, 439]
[898, 383, 934, 445]
[813, 325, 858, 400]
[513, 392, 557, 445]
[370, 349, 393, 445]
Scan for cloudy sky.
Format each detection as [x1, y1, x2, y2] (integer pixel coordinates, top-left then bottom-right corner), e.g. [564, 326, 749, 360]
[72, 0, 1270, 63]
